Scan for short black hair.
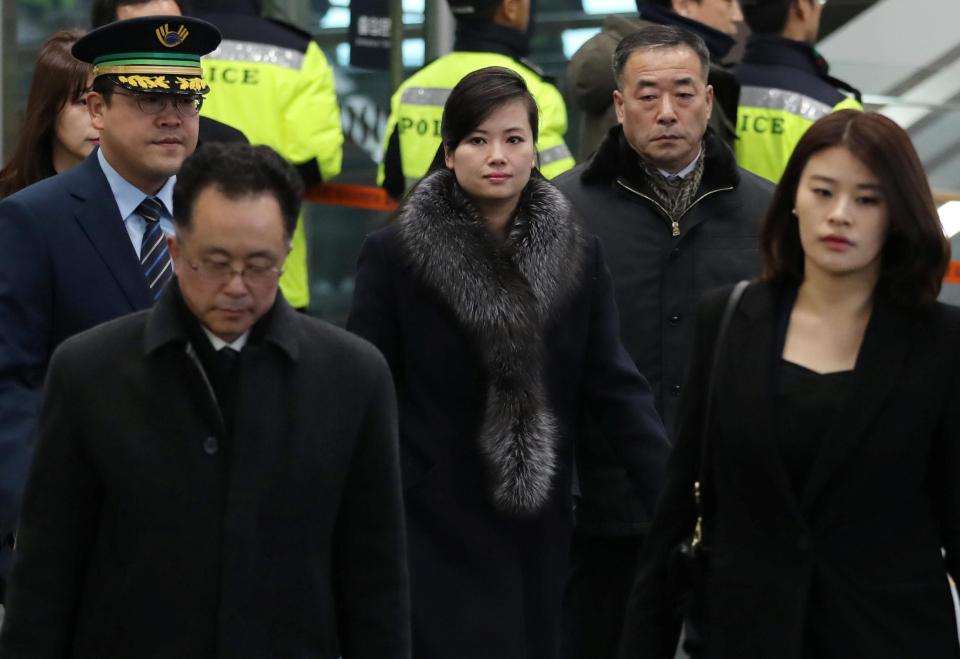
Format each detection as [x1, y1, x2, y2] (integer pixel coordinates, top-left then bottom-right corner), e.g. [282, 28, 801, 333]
[173, 143, 304, 239]
[91, 75, 116, 103]
[613, 24, 711, 87]
[91, 0, 186, 28]
[741, 0, 792, 34]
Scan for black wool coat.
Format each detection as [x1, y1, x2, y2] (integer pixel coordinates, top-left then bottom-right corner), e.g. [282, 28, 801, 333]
[0, 283, 410, 659]
[553, 126, 773, 535]
[620, 282, 960, 659]
[347, 170, 670, 659]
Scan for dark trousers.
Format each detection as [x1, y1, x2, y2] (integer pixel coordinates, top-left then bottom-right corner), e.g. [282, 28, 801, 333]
[562, 532, 644, 659]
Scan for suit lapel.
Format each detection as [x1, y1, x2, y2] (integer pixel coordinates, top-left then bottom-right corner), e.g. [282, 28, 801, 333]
[69, 154, 152, 310]
[724, 284, 804, 518]
[799, 297, 916, 510]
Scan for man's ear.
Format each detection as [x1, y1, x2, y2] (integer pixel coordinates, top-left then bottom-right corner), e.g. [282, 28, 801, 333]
[613, 89, 626, 124]
[704, 83, 714, 120]
[672, 0, 700, 21]
[495, 0, 523, 28]
[87, 91, 108, 131]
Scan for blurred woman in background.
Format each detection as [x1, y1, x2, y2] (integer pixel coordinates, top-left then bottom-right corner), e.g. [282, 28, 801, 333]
[0, 29, 98, 198]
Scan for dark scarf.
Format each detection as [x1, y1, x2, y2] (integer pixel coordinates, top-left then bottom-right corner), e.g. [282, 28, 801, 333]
[635, 145, 706, 226]
[398, 169, 585, 514]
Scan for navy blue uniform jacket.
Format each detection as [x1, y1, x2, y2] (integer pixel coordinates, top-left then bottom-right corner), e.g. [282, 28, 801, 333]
[0, 151, 153, 576]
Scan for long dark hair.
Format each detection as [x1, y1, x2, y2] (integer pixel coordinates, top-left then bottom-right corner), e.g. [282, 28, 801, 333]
[0, 29, 91, 198]
[761, 110, 949, 309]
[425, 66, 540, 173]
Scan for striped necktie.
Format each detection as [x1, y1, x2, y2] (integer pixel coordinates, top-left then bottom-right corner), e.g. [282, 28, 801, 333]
[137, 197, 173, 300]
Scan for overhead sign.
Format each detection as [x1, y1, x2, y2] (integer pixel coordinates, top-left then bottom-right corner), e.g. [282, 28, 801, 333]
[349, 0, 391, 70]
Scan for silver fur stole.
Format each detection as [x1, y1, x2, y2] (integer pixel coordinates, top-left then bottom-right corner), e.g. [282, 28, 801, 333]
[398, 169, 585, 515]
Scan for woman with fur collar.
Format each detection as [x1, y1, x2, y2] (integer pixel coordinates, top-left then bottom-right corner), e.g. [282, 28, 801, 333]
[347, 67, 670, 659]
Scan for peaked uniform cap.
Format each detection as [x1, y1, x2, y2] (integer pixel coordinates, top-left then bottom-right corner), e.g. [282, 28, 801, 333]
[73, 15, 221, 95]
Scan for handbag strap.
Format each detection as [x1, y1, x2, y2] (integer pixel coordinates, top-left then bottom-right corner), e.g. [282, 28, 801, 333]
[691, 280, 749, 547]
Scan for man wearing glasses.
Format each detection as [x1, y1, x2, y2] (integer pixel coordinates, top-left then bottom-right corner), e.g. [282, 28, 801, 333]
[735, 0, 863, 182]
[0, 15, 219, 607]
[0, 142, 411, 658]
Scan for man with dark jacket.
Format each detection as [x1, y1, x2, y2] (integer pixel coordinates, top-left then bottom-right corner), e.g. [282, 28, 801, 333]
[567, 0, 743, 161]
[554, 25, 772, 658]
[735, 0, 862, 182]
[0, 143, 410, 659]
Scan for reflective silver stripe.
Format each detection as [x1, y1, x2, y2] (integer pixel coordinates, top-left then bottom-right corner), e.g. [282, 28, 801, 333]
[205, 39, 304, 71]
[739, 86, 833, 122]
[539, 144, 573, 166]
[401, 87, 451, 106]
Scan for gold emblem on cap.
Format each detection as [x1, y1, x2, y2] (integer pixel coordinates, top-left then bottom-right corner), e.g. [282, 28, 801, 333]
[119, 75, 170, 90]
[156, 24, 189, 48]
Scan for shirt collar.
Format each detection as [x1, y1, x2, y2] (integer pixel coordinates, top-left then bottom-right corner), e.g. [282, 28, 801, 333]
[202, 325, 249, 352]
[658, 146, 702, 180]
[97, 147, 175, 219]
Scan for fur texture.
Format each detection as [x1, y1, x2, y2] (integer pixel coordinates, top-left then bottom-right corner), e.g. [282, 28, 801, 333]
[398, 169, 586, 514]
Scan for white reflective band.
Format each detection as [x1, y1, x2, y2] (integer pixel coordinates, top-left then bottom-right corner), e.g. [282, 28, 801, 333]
[739, 86, 833, 122]
[206, 39, 305, 71]
[401, 87, 451, 106]
[539, 144, 573, 165]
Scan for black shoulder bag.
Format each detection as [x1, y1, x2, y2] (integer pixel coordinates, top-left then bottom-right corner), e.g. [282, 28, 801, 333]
[669, 280, 749, 620]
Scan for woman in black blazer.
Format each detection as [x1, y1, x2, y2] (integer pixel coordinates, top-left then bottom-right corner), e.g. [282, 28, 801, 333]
[620, 110, 960, 659]
[347, 67, 670, 659]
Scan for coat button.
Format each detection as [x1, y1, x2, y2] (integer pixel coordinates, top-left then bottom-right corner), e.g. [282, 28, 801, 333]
[203, 436, 219, 455]
[670, 384, 681, 396]
[669, 313, 681, 325]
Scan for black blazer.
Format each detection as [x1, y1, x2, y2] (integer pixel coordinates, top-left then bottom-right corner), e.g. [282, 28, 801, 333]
[620, 282, 960, 659]
[0, 152, 155, 577]
[0, 284, 410, 659]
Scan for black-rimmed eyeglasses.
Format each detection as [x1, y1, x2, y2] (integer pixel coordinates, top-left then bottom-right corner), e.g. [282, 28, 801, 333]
[183, 258, 284, 286]
[113, 90, 203, 117]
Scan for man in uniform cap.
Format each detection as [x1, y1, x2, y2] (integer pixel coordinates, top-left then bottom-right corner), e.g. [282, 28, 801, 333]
[89, 0, 250, 146]
[0, 15, 219, 603]
[378, 0, 575, 199]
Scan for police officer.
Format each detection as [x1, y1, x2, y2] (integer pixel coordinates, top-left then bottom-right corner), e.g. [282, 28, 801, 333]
[379, 0, 574, 199]
[0, 13, 219, 606]
[188, 0, 344, 311]
[735, 0, 862, 182]
[90, 0, 251, 146]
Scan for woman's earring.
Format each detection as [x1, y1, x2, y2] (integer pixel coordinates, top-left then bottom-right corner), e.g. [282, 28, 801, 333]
[791, 208, 798, 217]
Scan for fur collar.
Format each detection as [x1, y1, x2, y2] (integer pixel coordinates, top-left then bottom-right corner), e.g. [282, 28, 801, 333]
[398, 168, 585, 515]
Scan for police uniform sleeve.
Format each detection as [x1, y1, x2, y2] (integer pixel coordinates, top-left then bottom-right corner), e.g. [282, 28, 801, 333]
[377, 86, 405, 197]
[532, 78, 576, 179]
[282, 41, 343, 183]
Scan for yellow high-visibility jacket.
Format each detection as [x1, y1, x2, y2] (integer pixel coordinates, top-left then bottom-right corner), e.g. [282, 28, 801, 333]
[734, 36, 862, 183]
[200, 29, 343, 309]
